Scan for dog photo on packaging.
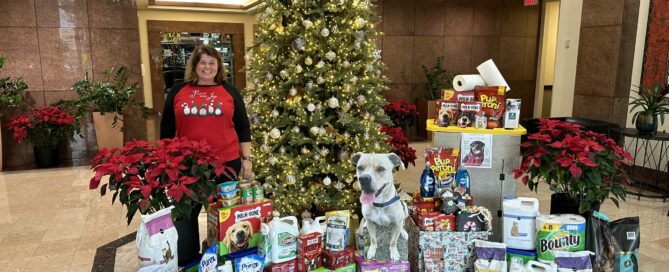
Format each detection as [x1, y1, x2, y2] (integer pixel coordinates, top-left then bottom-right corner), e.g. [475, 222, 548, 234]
[352, 152, 409, 261]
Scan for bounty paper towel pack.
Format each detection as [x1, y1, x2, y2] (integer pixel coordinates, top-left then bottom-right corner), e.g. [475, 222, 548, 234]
[536, 214, 586, 263]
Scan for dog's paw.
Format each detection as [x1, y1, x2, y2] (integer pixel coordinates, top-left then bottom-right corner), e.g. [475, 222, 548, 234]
[400, 229, 408, 240]
[366, 245, 377, 260]
[389, 247, 400, 261]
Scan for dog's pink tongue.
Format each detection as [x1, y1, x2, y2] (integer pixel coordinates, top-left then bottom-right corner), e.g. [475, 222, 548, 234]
[360, 192, 375, 204]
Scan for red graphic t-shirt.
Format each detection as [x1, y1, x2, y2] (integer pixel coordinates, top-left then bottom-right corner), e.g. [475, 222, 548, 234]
[168, 84, 245, 161]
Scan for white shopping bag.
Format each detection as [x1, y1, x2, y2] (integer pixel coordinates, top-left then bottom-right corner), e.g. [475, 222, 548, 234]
[136, 206, 179, 272]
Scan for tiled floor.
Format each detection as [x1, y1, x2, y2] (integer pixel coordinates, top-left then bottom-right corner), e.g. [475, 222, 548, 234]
[0, 141, 668, 271]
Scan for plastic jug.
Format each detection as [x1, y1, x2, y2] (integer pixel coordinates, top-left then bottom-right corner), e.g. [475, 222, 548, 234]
[524, 261, 557, 272]
[503, 197, 540, 250]
[259, 223, 272, 266]
[313, 216, 326, 234]
[301, 218, 314, 236]
[268, 216, 299, 263]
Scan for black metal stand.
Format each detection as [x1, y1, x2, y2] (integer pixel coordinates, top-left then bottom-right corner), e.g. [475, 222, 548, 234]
[616, 128, 669, 202]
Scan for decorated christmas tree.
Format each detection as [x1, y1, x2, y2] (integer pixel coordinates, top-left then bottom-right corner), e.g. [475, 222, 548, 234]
[244, 0, 391, 216]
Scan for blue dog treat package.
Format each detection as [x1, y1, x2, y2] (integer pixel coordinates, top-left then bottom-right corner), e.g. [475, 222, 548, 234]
[199, 244, 218, 272]
[419, 165, 435, 197]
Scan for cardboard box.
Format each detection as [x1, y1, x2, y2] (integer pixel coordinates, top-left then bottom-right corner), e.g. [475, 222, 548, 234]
[297, 233, 323, 272]
[206, 200, 273, 256]
[269, 260, 297, 272]
[322, 247, 355, 270]
[355, 255, 409, 272]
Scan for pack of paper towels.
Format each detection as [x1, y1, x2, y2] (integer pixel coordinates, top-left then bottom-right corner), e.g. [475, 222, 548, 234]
[453, 59, 509, 92]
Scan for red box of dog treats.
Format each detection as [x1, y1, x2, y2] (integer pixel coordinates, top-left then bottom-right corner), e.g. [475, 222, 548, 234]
[322, 247, 355, 270]
[206, 199, 273, 256]
[433, 214, 456, 231]
[297, 233, 322, 272]
[270, 260, 297, 272]
[418, 212, 440, 231]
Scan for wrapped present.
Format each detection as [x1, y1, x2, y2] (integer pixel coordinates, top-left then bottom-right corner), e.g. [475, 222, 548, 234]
[407, 218, 489, 272]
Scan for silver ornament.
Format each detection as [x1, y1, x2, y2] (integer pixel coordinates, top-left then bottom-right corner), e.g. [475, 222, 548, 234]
[342, 60, 351, 68]
[307, 103, 316, 112]
[366, 64, 373, 71]
[334, 182, 344, 190]
[320, 148, 330, 156]
[313, 154, 321, 161]
[317, 76, 325, 84]
[332, 25, 339, 33]
[289, 87, 297, 96]
[272, 110, 280, 117]
[343, 132, 351, 139]
[305, 57, 313, 65]
[341, 102, 351, 112]
[325, 51, 336, 61]
[316, 103, 322, 110]
[328, 97, 339, 108]
[286, 175, 296, 185]
[318, 127, 326, 135]
[363, 112, 371, 119]
[321, 27, 330, 37]
[323, 176, 332, 186]
[372, 50, 382, 59]
[280, 70, 289, 78]
[293, 126, 300, 133]
[357, 95, 367, 105]
[269, 128, 281, 139]
[354, 17, 366, 29]
[292, 37, 305, 52]
[339, 112, 350, 125]
[295, 64, 303, 73]
[260, 144, 270, 153]
[310, 126, 320, 135]
[355, 41, 361, 49]
[280, 146, 286, 153]
[268, 156, 278, 165]
[351, 76, 358, 83]
[306, 82, 314, 89]
[301, 147, 310, 154]
[266, 72, 273, 80]
[316, 60, 325, 69]
[302, 19, 313, 29]
[364, 132, 369, 139]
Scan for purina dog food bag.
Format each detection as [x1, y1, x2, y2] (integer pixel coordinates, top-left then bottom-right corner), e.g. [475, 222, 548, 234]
[457, 101, 482, 128]
[554, 251, 593, 272]
[325, 210, 351, 252]
[136, 206, 179, 272]
[424, 147, 460, 195]
[476, 86, 506, 129]
[435, 100, 459, 127]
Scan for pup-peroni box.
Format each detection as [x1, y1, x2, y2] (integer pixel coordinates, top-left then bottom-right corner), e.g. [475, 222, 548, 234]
[207, 199, 273, 256]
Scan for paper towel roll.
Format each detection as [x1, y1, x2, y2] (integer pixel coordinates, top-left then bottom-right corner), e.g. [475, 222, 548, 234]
[477, 59, 510, 91]
[453, 74, 486, 92]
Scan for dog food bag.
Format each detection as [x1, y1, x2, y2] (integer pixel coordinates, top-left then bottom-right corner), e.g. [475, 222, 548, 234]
[434, 214, 456, 231]
[424, 147, 460, 195]
[474, 240, 507, 272]
[136, 206, 179, 272]
[476, 86, 506, 129]
[586, 211, 609, 272]
[554, 251, 593, 272]
[608, 217, 640, 272]
[199, 244, 218, 272]
[457, 101, 482, 128]
[325, 210, 351, 252]
[504, 99, 521, 129]
[435, 100, 459, 127]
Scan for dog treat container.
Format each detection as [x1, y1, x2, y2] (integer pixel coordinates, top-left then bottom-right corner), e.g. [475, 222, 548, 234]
[219, 196, 239, 208]
[218, 181, 239, 193]
[503, 197, 539, 250]
[536, 214, 586, 262]
[218, 188, 239, 200]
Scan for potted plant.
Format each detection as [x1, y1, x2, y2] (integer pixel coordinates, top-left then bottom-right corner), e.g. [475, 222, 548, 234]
[5, 106, 75, 168]
[417, 56, 456, 139]
[62, 66, 147, 149]
[513, 118, 633, 214]
[380, 124, 416, 168]
[629, 84, 669, 135]
[383, 99, 419, 132]
[0, 56, 28, 170]
[88, 137, 235, 265]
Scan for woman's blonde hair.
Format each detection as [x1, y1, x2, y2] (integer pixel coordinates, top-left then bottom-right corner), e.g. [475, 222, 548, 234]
[184, 45, 227, 84]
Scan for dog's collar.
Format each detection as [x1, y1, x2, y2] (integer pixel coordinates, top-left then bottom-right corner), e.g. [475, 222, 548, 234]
[373, 195, 400, 208]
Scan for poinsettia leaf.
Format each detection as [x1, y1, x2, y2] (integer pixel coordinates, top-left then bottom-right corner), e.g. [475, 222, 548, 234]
[112, 190, 119, 205]
[610, 197, 620, 208]
[100, 183, 107, 196]
[126, 203, 139, 225]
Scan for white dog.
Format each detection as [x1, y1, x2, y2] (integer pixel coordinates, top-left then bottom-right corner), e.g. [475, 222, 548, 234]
[352, 152, 409, 260]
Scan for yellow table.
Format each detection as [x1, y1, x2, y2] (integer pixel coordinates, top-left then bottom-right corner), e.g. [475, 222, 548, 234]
[426, 119, 527, 136]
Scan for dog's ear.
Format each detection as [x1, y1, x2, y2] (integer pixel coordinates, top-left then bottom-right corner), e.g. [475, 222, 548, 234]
[351, 152, 364, 165]
[242, 221, 253, 232]
[388, 153, 404, 170]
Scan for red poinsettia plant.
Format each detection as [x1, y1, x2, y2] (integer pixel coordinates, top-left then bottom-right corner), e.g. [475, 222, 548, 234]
[89, 137, 235, 224]
[513, 119, 634, 213]
[5, 106, 75, 148]
[383, 99, 419, 131]
[381, 125, 417, 168]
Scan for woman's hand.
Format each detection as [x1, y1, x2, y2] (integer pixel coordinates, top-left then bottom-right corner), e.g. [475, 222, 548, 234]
[241, 160, 254, 180]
